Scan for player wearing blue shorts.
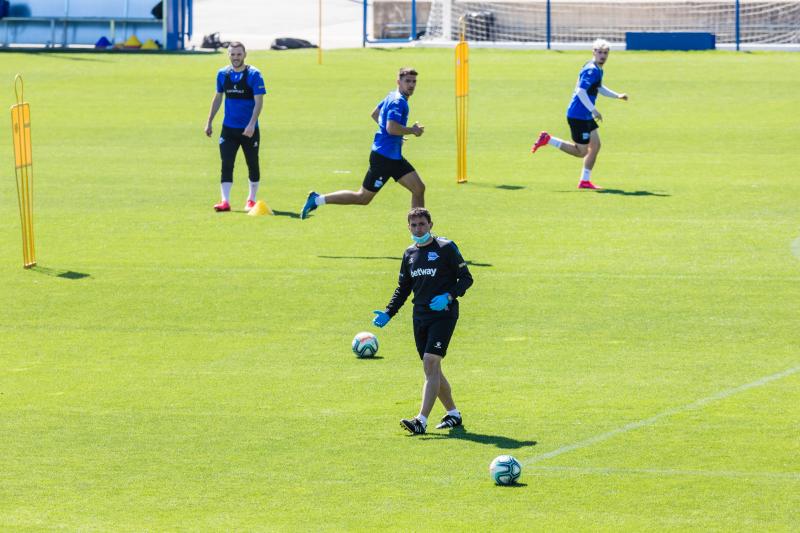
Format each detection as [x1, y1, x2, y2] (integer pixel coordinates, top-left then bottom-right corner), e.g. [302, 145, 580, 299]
[204, 42, 267, 212]
[531, 39, 628, 190]
[372, 208, 474, 435]
[300, 67, 426, 220]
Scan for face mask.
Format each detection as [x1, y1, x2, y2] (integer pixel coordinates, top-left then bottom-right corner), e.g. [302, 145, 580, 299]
[412, 232, 431, 244]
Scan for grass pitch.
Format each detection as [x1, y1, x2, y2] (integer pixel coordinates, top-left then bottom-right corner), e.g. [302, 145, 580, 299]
[1, 47, 798, 530]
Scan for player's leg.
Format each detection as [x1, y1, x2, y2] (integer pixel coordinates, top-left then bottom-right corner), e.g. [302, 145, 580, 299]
[419, 352, 443, 416]
[435, 373, 463, 429]
[579, 128, 602, 189]
[216, 126, 241, 211]
[323, 187, 377, 206]
[301, 153, 383, 219]
[401, 320, 432, 434]
[240, 127, 261, 209]
[397, 171, 425, 208]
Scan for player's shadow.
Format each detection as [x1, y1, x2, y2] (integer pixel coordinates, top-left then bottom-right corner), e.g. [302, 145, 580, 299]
[272, 210, 301, 219]
[31, 266, 90, 280]
[597, 188, 671, 197]
[422, 427, 537, 449]
[461, 182, 527, 191]
[319, 256, 493, 268]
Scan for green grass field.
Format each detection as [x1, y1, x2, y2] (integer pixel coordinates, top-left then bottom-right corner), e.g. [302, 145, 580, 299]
[1, 47, 798, 530]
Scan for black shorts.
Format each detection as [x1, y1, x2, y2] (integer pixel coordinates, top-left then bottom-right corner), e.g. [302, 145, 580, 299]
[413, 317, 458, 359]
[362, 151, 416, 193]
[567, 118, 599, 145]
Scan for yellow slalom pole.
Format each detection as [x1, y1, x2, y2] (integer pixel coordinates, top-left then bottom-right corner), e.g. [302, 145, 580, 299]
[455, 38, 469, 183]
[10, 74, 36, 268]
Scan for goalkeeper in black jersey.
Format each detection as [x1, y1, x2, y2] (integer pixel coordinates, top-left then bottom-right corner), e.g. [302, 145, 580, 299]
[372, 207, 474, 435]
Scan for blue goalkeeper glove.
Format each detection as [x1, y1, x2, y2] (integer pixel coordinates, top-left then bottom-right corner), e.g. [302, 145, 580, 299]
[372, 310, 391, 328]
[429, 293, 451, 311]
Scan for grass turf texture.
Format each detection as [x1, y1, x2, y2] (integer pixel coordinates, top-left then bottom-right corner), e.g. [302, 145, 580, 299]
[1, 48, 798, 530]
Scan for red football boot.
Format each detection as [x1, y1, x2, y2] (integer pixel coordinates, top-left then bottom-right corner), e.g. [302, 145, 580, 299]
[214, 200, 231, 211]
[578, 181, 601, 190]
[530, 131, 551, 153]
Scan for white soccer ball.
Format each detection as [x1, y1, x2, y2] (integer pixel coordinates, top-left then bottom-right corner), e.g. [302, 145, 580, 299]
[352, 331, 379, 358]
[489, 455, 522, 485]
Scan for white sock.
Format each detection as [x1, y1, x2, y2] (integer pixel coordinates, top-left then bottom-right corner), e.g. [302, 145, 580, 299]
[220, 182, 232, 202]
[416, 414, 428, 426]
[248, 180, 259, 202]
[315, 195, 326, 207]
[447, 409, 461, 418]
[548, 137, 563, 149]
[581, 168, 592, 182]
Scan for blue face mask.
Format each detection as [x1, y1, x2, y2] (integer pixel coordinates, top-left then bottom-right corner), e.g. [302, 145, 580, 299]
[412, 232, 431, 244]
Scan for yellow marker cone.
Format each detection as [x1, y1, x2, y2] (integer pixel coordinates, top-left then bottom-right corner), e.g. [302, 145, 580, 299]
[124, 35, 142, 48]
[141, 39, 160, 50]
[247, 199, 272, 216]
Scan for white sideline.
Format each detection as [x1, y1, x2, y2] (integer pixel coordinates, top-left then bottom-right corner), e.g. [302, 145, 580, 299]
[792, 236, 800, 261]
[531, 465, 800, 480]
[525, 364, 800, 465]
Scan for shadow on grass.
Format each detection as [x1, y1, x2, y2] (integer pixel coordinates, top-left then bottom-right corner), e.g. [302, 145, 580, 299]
[420, 426, 537, 449]
[319, 256, 493, 268]
[597, 188, 670, 197]
[460, 182, 527, 191]
[272, 210, 301, 219]
[31, 266, 90, 280]
[356, 356, 384, 361]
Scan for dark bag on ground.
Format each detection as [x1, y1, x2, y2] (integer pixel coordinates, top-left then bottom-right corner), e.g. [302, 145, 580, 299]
[270, 37, 317, 50]
[201, 32, 231, 50]
[151, 1, 162, 19]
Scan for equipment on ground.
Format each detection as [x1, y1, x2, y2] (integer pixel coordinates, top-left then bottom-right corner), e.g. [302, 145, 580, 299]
[352, 331, 379, 358]
[10, 74, 35, 269]
[490, 455, 522, 485]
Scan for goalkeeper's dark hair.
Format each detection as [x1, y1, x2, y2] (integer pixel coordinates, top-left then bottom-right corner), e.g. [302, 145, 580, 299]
[398, 67, 418, 80]
[229, 41, 246, 52]
[407, 207, 431, 223]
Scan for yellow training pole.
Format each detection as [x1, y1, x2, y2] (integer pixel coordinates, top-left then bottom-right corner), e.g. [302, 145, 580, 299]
[455, 39, 469, 183]
[10, 74, 36, 268]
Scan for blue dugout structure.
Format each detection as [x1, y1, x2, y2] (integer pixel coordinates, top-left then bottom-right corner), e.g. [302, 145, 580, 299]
[0, 0, 192, 50]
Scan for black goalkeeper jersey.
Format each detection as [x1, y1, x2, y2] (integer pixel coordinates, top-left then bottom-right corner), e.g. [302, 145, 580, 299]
[385, 236, 473, 321]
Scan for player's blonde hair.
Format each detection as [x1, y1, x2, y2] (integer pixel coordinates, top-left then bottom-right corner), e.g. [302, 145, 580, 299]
[593, 39, 611, 51]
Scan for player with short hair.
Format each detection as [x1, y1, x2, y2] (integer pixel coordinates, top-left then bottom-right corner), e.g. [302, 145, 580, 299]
[372, 208, 474, 435]
[205, 41, 267, 211]
[300, 67, 426, 219]
[531, 38, 628, 189]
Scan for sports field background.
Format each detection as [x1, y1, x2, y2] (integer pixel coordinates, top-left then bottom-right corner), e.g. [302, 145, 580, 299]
[1, 48, 798, 530]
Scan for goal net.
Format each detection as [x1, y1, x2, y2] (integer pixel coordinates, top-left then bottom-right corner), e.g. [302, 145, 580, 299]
[420, 0, 800, 46]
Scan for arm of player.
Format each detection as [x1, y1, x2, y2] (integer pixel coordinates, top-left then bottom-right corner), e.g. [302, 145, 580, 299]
[371, 106, 380, 124]
[599, 85, 628, 101]
[387, 120, 424, 137]
[384, 254, 413, 318]
[243, 94, 264, 138]
[447, 242, 474, 300]
[576, 89, 602, 122]
[205, 93, 223, 136]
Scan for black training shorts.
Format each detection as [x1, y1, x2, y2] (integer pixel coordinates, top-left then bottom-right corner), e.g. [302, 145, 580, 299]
[567, 118, 599, 145]
[362, 151, 416, 193]
[413, 316, 458, 359]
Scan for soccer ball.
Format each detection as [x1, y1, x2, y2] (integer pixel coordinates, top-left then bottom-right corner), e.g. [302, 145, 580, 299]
[352, 331, 378, 358]
[489, 455, 522, 485]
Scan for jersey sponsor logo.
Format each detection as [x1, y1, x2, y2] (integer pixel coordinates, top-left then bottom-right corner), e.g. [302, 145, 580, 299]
[427, 252, 439, 261]
[410, 267, 437, 278]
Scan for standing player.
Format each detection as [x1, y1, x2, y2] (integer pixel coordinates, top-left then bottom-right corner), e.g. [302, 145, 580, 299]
[372, 208, 474, 435]
[300, 67, 426, 220]
[204, 42, 267, 212]
[531, 39, 628, 189]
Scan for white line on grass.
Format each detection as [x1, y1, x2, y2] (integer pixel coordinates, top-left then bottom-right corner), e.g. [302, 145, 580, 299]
[525, 364, 800, 465]
[792, 236, 800, 261]
[531, 465, 800, 480]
